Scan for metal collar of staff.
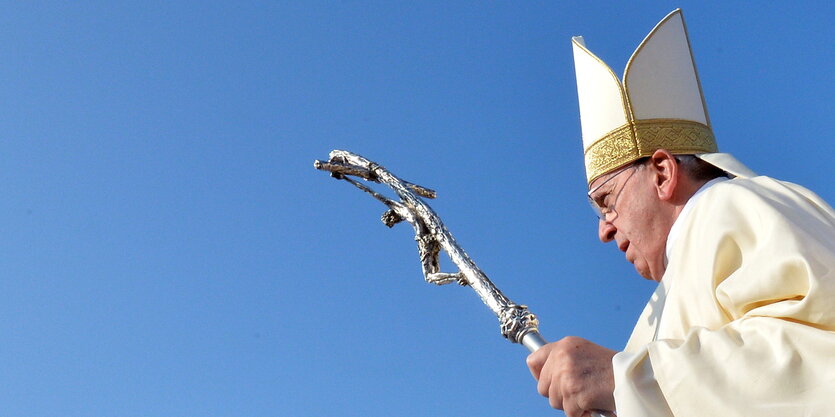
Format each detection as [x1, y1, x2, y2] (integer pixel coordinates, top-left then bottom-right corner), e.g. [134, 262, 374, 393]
[315, 150, 614, 417]
[313, 150, 546, 351]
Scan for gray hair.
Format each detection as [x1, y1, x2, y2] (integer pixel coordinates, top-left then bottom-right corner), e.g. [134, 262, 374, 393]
[675, 155, 729, 182]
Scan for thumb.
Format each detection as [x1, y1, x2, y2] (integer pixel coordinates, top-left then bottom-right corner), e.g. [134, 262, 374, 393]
[526, 348, 547, 380]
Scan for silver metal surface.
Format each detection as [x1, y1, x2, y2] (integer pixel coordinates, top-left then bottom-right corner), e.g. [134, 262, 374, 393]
[315, 151, 614, 417]
[314, 150, 543, 345]
[521, 331, 548, 353]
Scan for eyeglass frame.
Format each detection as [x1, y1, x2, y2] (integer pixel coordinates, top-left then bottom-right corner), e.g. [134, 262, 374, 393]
[587, 160, 644, 221]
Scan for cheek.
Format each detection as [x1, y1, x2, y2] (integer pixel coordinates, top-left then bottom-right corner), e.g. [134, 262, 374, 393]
[626, 230, 658, 280]
[621, 207, 662, 260]
[631, 224, 662, 259]
[630, 218, 668, 276]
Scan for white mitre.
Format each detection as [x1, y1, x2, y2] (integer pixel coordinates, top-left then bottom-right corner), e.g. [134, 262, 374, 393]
[573, 9, 756, 185]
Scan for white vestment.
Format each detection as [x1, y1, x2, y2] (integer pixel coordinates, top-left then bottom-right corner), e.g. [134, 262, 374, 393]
[612, 176, 835, 416]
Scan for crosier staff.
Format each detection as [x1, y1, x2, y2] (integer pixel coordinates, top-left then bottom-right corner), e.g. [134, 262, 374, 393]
[314, 150, 609, 417]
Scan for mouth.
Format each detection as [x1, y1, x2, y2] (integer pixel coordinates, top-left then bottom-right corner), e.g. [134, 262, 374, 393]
[618, 241, 635, 264]
[618, 240, 630, 253]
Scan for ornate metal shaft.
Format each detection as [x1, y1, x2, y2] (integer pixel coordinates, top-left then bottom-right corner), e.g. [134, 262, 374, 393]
[315, 150, 610, 417]
[314, 150, 543, 345]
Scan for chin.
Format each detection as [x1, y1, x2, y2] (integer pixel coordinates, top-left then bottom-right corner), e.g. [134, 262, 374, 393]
[633, 256, 664, 281]
[634, 262, 654, 280]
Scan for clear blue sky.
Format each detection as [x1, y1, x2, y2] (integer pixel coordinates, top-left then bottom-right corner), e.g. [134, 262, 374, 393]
[0, 2, 832, 416]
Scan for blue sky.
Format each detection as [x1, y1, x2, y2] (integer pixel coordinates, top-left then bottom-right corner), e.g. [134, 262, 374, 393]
[0, 2, 832, 416]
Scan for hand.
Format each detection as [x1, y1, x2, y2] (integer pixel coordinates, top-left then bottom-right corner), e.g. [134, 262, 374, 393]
[526, 336, 617, 417]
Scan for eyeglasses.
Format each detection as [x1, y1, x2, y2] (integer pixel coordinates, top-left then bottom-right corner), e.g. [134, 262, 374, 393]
[587, 164, 639, 221]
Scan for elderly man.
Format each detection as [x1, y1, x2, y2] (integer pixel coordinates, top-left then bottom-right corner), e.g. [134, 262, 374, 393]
[527, 9, 835, 417]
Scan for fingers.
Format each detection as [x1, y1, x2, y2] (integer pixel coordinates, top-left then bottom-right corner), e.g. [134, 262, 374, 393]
[547, 375, 564, 410]
[563, 399, 584, 417]
[527, 337, 617, 414]
[526, 346, 548, 380]
[535, 344, 564, 410]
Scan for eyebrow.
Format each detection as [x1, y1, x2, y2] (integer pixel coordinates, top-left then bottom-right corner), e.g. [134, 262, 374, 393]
[590, 187, 611, 205]
[589, 179, 616, 199]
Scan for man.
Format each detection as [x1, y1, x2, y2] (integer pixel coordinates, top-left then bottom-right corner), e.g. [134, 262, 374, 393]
[527, 9, 835, 417]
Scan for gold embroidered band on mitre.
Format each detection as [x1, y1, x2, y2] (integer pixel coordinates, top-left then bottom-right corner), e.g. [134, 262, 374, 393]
[584, 119, 718, 184]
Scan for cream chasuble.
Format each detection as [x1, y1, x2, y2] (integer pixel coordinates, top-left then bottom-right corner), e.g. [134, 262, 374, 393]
[612, 176, 835, 416]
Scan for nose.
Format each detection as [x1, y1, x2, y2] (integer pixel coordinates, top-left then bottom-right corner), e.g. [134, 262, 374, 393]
[598, 219, 616, 243]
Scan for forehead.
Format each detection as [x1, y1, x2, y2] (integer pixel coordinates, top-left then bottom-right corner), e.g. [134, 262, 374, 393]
[588, 175, 608, 192]
[588, 169, 621, 194]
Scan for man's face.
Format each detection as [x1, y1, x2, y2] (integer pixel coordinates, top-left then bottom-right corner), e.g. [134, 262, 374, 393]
[588, 162, 673, 281]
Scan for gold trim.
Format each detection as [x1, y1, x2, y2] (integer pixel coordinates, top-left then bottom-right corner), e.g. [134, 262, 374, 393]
[634, 119, 717, 153]
[584, 119, 717, 184]
[584, 124, 638, 184]
[577, 9, 718, 185]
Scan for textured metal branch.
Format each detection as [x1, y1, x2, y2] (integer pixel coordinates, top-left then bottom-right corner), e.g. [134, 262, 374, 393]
[313, 160, 436, 199]
[313, 150, 542, 345]
[314, 150, 612, 417]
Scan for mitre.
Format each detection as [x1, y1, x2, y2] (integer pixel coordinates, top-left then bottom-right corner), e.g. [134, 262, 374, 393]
[572, 9, 755, 185]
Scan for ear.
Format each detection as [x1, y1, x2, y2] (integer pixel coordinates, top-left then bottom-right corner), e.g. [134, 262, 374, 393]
[648, 149, 678, 201]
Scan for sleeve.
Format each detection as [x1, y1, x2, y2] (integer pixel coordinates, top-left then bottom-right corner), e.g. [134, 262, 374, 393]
[613, 179, 835, 417]
[611, 349, 673, 417]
